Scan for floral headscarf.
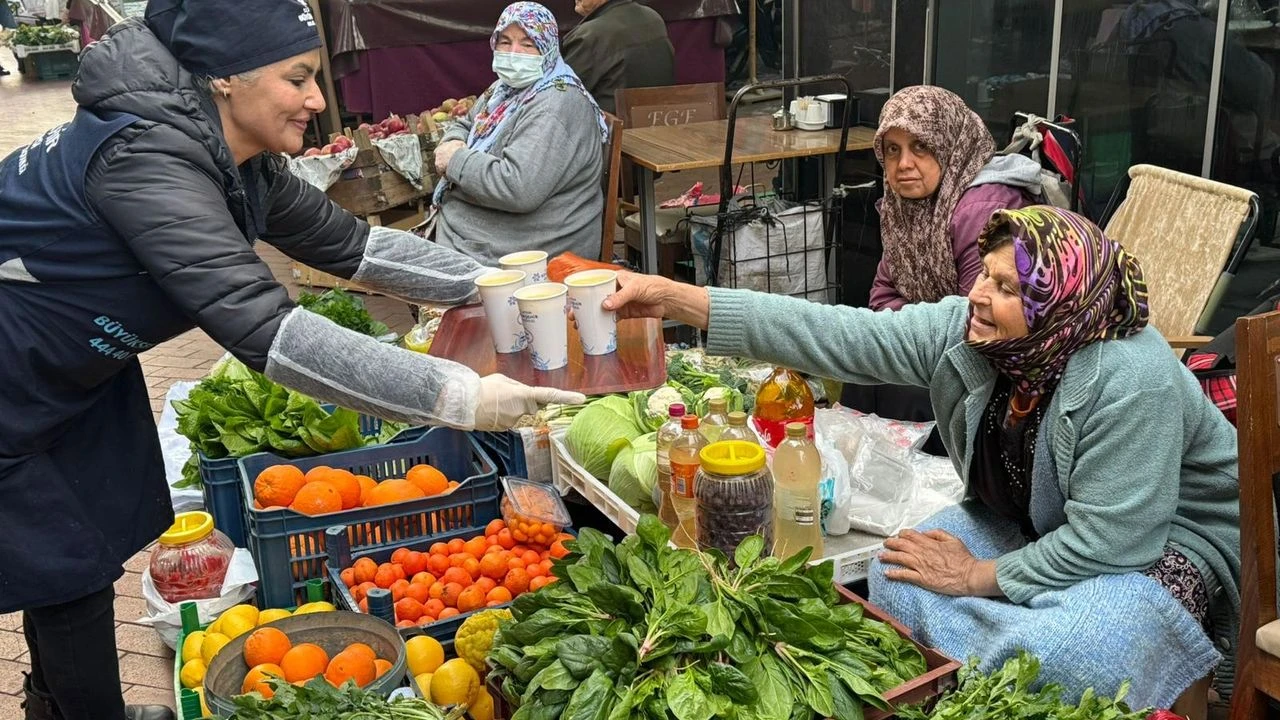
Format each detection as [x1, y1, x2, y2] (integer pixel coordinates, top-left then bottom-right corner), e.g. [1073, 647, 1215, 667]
[874, 86, 996, 304]
[432, 2, 607, 205]
[966, 206, 1150, 396]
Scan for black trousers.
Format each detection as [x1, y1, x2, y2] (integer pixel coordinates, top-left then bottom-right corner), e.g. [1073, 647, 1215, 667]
[23, 584, 127, 720]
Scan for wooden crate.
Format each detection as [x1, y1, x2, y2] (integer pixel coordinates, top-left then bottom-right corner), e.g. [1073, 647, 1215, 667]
[324, 114, 439, 219]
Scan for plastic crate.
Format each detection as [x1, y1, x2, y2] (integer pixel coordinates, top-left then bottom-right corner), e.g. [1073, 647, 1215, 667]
[548, 428, 884, 585]
[475, 430, 528, 477]
[19, 50, 79, 80]
[200, 411, 424, 548]
[239, 427, 499, 608]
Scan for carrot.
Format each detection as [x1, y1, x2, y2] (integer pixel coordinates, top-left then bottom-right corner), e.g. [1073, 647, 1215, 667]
[546, 252, 622, 283]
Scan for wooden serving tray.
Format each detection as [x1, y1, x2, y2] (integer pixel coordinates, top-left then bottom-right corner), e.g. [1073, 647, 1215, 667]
[428, 304, 667, 395]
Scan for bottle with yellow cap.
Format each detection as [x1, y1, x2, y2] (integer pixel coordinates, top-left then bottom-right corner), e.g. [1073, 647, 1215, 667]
[149, 511, 235, 604]
[694, 440, 773, 557]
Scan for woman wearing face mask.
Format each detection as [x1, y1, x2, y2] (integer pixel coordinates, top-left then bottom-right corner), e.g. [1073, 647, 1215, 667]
[0, 2, 585, 718]
[842, 85, 1044, 455]
[430, 2, 608, 266]
[602, 206, 1239, 715]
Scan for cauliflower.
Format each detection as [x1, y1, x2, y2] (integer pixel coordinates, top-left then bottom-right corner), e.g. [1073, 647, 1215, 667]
[646, 386, 684, 417]
[454, 608, 513, 673]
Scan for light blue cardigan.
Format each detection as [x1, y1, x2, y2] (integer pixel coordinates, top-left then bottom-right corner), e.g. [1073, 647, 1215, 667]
[705, 289, 1240, 639]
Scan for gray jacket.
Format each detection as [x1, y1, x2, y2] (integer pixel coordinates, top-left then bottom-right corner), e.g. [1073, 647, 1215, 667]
[437, 85, 605, 266]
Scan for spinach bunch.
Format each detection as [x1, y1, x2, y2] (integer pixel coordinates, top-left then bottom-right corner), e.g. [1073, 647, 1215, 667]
[296, 289, 390, 338]
[227, 677, 461, 719]
[897, 652, 1151, 720]
[489, 515, 927, 720]
[12, 24, 77, 47]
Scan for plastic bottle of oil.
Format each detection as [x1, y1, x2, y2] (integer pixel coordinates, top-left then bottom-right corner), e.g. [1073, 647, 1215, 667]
[655, 403, 686, 531]
[752, 367, 815, 448]
[719, 411, 758, 444]
[700, 397, 730, 444]
[668, 415, 708, 548]
[772, 421, 824, 559]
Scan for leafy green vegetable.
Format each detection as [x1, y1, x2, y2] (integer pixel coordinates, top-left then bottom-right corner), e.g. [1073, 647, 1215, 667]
[171, 358, 404, 488]
[490, 514, 927, 720]
[13, 23, 77, 47]
[897, 652, 1151, 720]
[227, 676, 460, 719]
[564, 396, 646, 479]
[607, 433, 658, 514]
[296, 288, 390, 337]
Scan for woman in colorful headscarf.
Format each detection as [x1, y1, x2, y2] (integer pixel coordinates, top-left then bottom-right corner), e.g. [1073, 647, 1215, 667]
[430, 2, 610, 266]
[843, 86, 1044, 454]
[600, 206, 1239, 715]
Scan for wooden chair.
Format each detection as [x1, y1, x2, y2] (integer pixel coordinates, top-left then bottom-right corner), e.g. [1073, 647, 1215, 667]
[599, 111, 625, 261]
[1229, 309, 1280, 720]
[614, 82, 727, 210]
[1103, 164, 1259, 349]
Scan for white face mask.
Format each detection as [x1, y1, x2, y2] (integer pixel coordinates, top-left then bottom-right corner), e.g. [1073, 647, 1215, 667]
[493, 51, 545, 89]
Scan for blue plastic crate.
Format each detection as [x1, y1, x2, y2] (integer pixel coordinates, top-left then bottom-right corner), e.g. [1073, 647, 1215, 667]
[475, 430, 528, 477]
[239, 427, 499, 608]
[199, 409, 424, 548]
[21, 50, 78, 80]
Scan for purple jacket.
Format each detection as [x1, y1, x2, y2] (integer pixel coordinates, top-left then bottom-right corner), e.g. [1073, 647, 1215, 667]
[870, 182, 1034, 311]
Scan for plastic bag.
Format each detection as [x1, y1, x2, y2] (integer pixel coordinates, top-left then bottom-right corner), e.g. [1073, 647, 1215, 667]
[136, 548, 259, 650]
[157, 381, 205, 513]
[816, 437, 851, 536]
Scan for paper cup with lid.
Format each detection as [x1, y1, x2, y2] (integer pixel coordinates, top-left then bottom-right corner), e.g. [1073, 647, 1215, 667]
[565, 269, 618, 356]
[513, 282, 569, 371]
[474, 269, 529, 354]
[499, 250, 549, 285]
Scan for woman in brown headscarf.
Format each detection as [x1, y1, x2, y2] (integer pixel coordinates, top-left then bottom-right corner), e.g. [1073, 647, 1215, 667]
[846, 86, 1044, 453]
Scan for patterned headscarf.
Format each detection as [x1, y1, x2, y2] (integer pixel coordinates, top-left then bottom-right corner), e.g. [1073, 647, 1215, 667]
[875, 86, 996, 304]
[966, 206, 1150, 396]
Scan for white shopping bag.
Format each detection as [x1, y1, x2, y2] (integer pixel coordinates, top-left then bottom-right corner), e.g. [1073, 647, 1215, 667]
[136, 548, 259, 650]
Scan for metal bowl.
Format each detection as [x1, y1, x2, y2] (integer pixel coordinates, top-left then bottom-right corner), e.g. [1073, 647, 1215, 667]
[204, 611, 407, 717]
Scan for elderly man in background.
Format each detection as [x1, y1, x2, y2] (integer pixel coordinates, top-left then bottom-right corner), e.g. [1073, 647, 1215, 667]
[561, 0, 675, 114]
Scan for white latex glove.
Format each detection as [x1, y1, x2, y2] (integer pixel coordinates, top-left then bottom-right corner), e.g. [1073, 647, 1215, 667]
[475, 374, 586, 431]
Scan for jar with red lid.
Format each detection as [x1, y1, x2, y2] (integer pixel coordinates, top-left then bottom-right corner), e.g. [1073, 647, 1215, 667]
[149, 511, 234, 603]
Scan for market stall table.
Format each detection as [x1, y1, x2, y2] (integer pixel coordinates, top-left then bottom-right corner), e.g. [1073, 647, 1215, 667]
[621, 117, 876, 274]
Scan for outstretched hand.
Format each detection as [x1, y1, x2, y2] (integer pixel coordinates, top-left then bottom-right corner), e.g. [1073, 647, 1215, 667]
[602, 271, 711, 329]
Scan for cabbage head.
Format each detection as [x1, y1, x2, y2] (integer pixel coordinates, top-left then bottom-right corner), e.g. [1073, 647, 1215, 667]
[608, 433, 658, 513]
[565, 395, 645, 479]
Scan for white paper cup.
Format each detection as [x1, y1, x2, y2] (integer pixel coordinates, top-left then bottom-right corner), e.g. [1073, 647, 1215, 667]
[565, 269, 618, 356]
[513, 282, 569, 371]
[499, 250, 549, 285]
[474, 270, 529, 354]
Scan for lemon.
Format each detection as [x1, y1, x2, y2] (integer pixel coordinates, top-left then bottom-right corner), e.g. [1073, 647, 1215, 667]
[257, 608, 292, 625]
[195, 686, 210, 717]
[430, 658, 480, 706]
[181, 631, 206, 664]
[206, 616, 223, 636]
[219, 612, 255, 641]
[405, 635, 445, 675]
[221, 604, 260, 625]
[293, 601, 336, 615]
[179, 658, 207, 689]
[471, 687, 495, 720]
[414, 672, 433, 701]
[200, 632, 232, 666]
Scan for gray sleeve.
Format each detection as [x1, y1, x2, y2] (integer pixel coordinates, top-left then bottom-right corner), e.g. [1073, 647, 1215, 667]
[444, 90, 598, 214]
[264, 307, 482, 429]
[704, 288, 969, 388]
[349, 226, 489, 304]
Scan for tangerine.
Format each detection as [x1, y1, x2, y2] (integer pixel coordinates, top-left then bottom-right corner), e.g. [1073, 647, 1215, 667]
[496, 529, 515, 550]
[423, 599, 445, 618]
[352, 581, 377, 603]
[405, 582, 431, 604]
[303, 465, 333, 483]
[507, 556, 526, 571]
[437, 607, 460, 619]
[374, 658, 393, 678]
[503, 568, 530, 596]
[324, 469, 362, 509]
[447, 538, 466, 554]
[549, 539, 570, 559]
[367, 479, 426, 506]
[479, 552, 508, 580]
[355, 475, 378, 506]
[326, 650, 376, 688]
[486, 586, 513, 603]
[441, 582, 464, 607]
[529, 575, 552, 591]
[402, 551, 429, 577]
[290, 482, 342, 516]
[373, 564, 399, 589]
[344, 643, 377, 662]
[463, 537, 488, 559]
[339, 568, 356, 588]
[428, 582, 445, 601]
[396, 598, 425, 622]
[280, 643, 329, 683]
[456, 585, 487, 613]
[461, 557, 481, 581]
[243, 627, 291, 668]
[253, 465, 306, 508]
[521, 550, 541, 566]
[242, 663, 285, 697]
[406, 464, 449, 496]
[429, 542, 449, 556]
[390, 579, 411, 603]
[411, 572, 437, 586]
[441, 567, 472, 586]
[485, 519, 506, 536]
[526, 563, 546, 579]
[449, 553, 471, 568]
[391, 548, 412, 565]
[427, 553, 451, 575]
[475, 577, 497, 593]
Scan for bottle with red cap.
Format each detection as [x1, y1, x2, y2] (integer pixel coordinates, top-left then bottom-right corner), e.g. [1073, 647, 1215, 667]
[751, 366, 815, 447]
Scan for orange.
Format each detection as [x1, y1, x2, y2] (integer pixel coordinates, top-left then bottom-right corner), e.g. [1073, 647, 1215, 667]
[485, 519, 506, 536]
[462, 557, 481, 581]
[280, 643, 329, 683]
[392, 564, 407, 581]
[417, 616, 435, 626]
[475, 577, 497, 593]
[437, 607, 460, 619]
[367, 479, 426, 506]
[441, 567, 472, 587]
[463, 537, 488, 559]
[324, 469, 362, 510]
[427, 553, 451, 576]
[391, 548, 412, 565]
[397, 619, 415, 629]
[456, 585, 487, 613]
[486, 586, 513, 604]
[374, 563, 399, 589]
[326, 649, 376, 688]
[344, 643, 377, 663]
[447, 538, 466, 554]
[511, 545, 531, 556]
[358, 597, 369, 613]
[374, 658, 393, 678]
[390, 579, 411, 602]
[243, 627, 291, 668]
[526, 563, 546, 579]
[441, 582, 464, 607]
[304, 465, 333, 483]
[529, 575, 552, 591]
[403, 551, 429, 577]
[339, 568, 356, 588]
[411, 572, 436, 587]
[242, 663, 285, 697]
[406, 464, 449, 496]
[449, 553, 470, 568]
[485, 544, 504, 555]
[355, 475, 378, 506]
[423, 599, 445, 618]
[254, 465, 306, 508]
[352, 558, 377, 585]
[504, 568, 530, 596]
[521, 550, 541, 566]
[507, 556, 526, 571]
[478, 552, 508, 580]
[405, 582, 431, 604]
[429, 542, 449, 556]
[428, 582, 445, 601]
[496, 529, 515, 550]
[396, 598, 424, 622]
[550, 539, 570, 559]
[290, 481, 342, 516]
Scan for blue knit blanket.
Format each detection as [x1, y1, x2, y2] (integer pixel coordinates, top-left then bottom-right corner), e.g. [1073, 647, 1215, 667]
[868, 503, 1221, 710]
